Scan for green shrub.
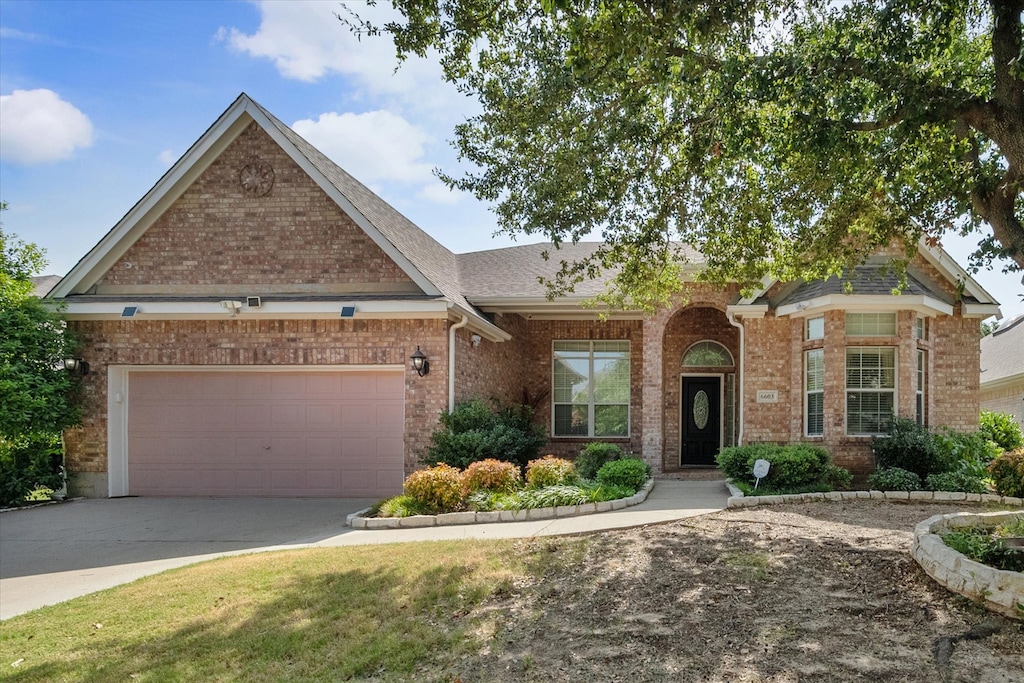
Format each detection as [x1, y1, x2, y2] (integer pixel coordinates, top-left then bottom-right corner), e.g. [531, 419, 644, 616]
[980, 411, 1024, 452]
[934, 428, 1000, 467]
[525, 456, 578, 488]
[424, 398, 546, 469]
[988, 449, 1024, 498]
[823, 464, 853, 490]
[376, 495, 429, 518]
[716, 444, 841, 491]
[595, 457, 650, 492]
[925, 470, 988, 494]
[0, 433, 64, 507]
[867, 467, 922, 491]
[575, 442, 624, 480]
[462, 458, 521, 494]
[871, 417, 952, 479]
[403, 464, 466, 513]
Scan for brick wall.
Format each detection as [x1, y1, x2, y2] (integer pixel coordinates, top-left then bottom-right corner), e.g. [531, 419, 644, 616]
[454, 313, 531, 408]
[64, 318, 448, 496]
[980, 382, 1024, 428]
[97, 122, 413, 291]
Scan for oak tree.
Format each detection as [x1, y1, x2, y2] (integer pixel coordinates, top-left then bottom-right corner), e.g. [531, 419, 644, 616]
[350, 0, 1023, 309]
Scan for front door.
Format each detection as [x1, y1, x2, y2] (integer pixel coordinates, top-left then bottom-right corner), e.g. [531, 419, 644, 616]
[681, 376, 721, 466]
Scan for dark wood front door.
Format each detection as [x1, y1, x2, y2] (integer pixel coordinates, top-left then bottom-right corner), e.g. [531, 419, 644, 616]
[681, 376, 721, 466]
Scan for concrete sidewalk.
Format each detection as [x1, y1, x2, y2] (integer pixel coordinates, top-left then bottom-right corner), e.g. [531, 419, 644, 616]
[1, 478, 727, 619]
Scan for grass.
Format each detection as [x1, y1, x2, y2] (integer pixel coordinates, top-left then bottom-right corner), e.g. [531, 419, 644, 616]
[0, 540, 528, 682]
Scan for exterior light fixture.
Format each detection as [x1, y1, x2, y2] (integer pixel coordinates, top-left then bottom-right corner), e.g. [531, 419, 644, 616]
[410, 346, 430, 377]
[63, 358, 90, 376]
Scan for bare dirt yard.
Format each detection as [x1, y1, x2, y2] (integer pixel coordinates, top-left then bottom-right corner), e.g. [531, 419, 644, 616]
[434, 501, 1023, 682]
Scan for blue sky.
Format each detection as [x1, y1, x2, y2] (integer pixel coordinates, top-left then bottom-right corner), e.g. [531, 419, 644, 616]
[1, 0, 1021, 319]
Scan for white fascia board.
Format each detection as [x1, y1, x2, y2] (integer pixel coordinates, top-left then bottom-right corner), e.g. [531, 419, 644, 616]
[725, 304, 770, 319]
[244, 101, 442, 298]
[50, 100, 255, 299]
[963, 303, 1003, 318]
[736, 275, 777, 305]
[776, 294, 954, 318]
[469, 296, 644, 319]
[61, 299, 450, 321]
[980, 373, 1024, 392]
[918, 239, 999, 306]
[446, 304, 512, 343]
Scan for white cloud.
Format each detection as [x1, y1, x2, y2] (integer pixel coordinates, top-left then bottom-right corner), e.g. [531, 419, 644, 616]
[415, 182, 464, 205]
[157, 149, 177, 166]
[0, 89, 94, 164]
[218, 0, 463, 111]
[292, 110, 435, 185]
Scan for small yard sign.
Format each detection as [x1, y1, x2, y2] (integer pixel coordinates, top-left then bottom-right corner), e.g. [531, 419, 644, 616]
[753, 459, 771, 489]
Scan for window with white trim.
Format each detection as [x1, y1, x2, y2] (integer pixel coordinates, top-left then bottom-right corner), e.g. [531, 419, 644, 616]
[915, 317, 925, 340]
[846, 347, 896, 435]
[553, 341, 630, 437]
[805, 349, 824, 436]
[916, 349, 926, 426]
[806, 316, 824, 341]
[846, 312, 896, 336]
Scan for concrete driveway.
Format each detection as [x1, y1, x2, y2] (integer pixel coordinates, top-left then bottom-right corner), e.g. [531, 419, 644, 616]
[0, 496, 373, 620]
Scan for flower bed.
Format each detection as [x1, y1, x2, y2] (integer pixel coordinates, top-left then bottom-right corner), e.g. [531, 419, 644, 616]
[911, 510, 1024, 621]
[347, 478, 654, 529]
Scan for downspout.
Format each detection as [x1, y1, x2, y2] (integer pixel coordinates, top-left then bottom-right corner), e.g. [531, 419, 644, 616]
[727, 311, 745, 446]
[448, 315, 469, 412]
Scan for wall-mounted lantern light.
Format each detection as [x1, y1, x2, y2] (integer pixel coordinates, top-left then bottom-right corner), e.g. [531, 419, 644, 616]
[63, 358, 90, 376]
[410, 346, 430, 377]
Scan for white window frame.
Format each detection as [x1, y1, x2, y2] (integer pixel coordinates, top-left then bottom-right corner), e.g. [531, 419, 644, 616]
[916, 349, 926, 426]
[805, 349, 824, 437]
[806, 316, 825, 341]
[845, 346, 897, 436]
[846, 312, 897, 336]
[552, 340, 631, 438]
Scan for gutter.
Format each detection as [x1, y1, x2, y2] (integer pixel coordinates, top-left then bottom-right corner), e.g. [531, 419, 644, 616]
[448, 315, 469, 411]
[726, 310, 745, 446]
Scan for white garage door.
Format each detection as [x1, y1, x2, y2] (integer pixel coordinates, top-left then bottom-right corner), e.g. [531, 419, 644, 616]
[126, 370, 405, 497]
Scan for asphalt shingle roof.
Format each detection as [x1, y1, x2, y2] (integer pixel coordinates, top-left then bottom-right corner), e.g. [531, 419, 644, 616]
[774, 265, 954, 307]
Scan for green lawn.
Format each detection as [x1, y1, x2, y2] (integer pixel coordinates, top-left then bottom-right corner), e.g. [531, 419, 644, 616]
[0, 540, 534, 682]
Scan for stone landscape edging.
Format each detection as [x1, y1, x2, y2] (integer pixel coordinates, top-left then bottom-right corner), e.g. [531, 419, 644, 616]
[346, 478, 655, 529]
[726, 488, 1024, 509]
[911, 510, 1024, 622]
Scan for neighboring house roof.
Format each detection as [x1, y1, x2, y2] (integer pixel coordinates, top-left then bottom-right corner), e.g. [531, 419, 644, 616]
[30, 275, 62, 298]
[980, 314, 1024, 388]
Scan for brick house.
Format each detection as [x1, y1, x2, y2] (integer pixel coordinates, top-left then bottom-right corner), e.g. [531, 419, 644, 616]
[980, 315, 1024, 429]
[49, 94, 1001, 498]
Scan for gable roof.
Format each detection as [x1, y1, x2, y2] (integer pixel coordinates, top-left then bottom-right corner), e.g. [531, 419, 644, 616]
[48, 93, 508, 340]
[980, 314, 1024, 387]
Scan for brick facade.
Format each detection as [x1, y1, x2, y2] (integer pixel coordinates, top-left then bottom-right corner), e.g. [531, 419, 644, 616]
[97, 123, 413, 292]
[64, 318, 449, 496]
[56, 100, 990, 496]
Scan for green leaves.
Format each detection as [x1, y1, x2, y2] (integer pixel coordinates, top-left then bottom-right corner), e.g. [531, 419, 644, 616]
[0, 228, 80, 439]
[361, 1, 1023, 306]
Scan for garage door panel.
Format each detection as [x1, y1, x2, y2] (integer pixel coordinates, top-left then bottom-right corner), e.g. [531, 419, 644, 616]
[127, 370, 404, 497]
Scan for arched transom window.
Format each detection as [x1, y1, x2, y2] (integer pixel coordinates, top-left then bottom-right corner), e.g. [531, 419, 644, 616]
[682, 340, 734, 367]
